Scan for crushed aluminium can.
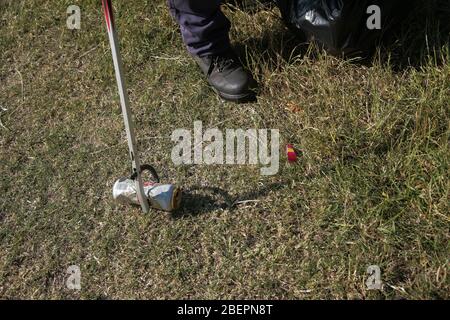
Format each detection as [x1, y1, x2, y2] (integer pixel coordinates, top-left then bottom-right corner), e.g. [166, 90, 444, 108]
[113, 178, 181, 212]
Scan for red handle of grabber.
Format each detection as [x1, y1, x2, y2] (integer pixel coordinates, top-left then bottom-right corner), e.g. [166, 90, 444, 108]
[102, 0, 114, 33]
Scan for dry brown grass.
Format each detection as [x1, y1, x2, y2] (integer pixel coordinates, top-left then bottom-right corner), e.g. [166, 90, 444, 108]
[0, 0, 448, 299]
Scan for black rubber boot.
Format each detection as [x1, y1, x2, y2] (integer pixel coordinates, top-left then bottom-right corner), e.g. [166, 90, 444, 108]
[192, 49, 257, 102]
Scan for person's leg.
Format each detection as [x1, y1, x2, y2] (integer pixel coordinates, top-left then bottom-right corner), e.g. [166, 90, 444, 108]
[168, 0, 231, 57]
[168, 0, 256, 102]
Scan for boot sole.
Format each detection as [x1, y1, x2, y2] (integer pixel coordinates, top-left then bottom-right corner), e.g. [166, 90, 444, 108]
[211, 86, 257, 103]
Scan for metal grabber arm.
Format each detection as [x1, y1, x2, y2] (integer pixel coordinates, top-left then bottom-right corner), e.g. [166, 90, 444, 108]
[102, 0, 150, 213]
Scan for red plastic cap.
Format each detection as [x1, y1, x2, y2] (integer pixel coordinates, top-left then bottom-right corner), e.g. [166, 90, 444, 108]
[286, 144, 298, 163]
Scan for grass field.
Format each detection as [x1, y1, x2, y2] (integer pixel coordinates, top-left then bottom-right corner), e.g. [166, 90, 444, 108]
[0, 0, 449, 299]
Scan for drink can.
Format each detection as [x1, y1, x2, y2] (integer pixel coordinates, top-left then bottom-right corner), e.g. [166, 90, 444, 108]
[113, 177, 181, 212]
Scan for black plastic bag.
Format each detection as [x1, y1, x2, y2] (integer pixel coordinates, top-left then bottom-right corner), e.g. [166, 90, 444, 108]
[276, 0, 406, 56]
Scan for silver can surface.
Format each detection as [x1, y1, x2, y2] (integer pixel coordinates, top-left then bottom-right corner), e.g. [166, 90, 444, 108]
[113, 178, 181, 212]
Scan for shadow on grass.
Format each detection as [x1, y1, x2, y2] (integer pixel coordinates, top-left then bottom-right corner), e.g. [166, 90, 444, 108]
[172, 182, 285, 218]
[231, 0, 449, 71]
[381, 0, 450, 70]
[224, 0, 276, 13]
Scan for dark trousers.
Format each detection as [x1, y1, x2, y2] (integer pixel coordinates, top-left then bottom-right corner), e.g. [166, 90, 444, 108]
[167, 0, 231, 57]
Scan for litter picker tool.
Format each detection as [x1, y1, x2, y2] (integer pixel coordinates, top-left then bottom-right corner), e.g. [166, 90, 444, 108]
[102, 0, 181, 212]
